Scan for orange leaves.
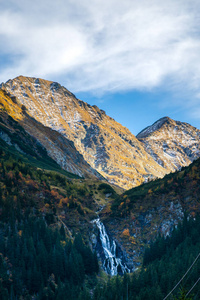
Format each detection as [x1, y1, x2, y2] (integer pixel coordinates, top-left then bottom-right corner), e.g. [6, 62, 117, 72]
[58, 199, 63, 209]
[121, 228, 136, 244]
[62, 197, 69, 205]
[50, 189, 58, 198]
[119, 202, 124, 209]
[52, 193, 69, 209]
[50, 189, 62, 202]
[129, 236, 136, 244]
[122, 228, 130, 237]
[119, 197, 130, 210]
[60, 240, 66, 247]
[26, 179, 39, 190]
[18, 172, 24, 180]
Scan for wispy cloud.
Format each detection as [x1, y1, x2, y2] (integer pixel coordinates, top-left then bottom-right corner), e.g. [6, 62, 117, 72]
[1, 0, 200, 105]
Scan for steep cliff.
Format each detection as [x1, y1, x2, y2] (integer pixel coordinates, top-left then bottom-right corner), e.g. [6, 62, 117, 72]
[2, 76, 200, 189]
[1, 76, 166, 189]
[137, 116, 200, 172]
[0, 88, 100, 179]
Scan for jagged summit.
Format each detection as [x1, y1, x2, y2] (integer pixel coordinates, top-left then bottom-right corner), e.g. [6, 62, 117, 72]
[138, 116, 200, 172]
[137, 116, 173, 138]
[1, 75, 167, 189]
[5, 75, 53, 84]
[2, 75, 200, 189]
[0, 88, 102, 179]
[2, 76, 77, 99]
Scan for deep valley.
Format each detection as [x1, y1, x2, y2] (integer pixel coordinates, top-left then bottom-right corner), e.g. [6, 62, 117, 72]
[0, 77, 200, 299]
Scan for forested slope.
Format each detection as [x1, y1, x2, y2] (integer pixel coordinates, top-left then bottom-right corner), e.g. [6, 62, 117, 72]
[101, 157, 200, 268]
[0, 147, 101, 299]
[1, 84, 200, 299]
[93, 215, 200, 299]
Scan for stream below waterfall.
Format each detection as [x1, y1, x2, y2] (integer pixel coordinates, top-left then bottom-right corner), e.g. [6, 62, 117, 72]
[92, 218, 130, 276]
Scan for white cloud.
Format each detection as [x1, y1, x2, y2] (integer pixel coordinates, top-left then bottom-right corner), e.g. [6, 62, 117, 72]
[1, 0, 200, 104]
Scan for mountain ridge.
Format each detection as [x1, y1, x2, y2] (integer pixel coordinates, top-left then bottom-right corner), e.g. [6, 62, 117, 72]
[2, 75, 200, 189]
[1, 76, 200, 298]
[137, 116, 200, 172]
[101, 156, 200, 268]
[137, 116, 172, 138]
[0, 88, 101, 179]
[1, 76, 167, 189]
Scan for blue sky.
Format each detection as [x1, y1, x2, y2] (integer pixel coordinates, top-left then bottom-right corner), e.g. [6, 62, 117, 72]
[1, 0, 200, 135]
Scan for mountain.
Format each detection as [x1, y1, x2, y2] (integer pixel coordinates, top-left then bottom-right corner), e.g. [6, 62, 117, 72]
[94, 215, 200, 299]
[0, 142, 102, 299]
[0, 76, 167, 189]
[1, 78, 200, 298]
[2, 76, 200, 190]
[101, 156, 200, 268]
[1, 127, 200, 299]
[0, 88, 101, 179]
[137, 116, 200, 172]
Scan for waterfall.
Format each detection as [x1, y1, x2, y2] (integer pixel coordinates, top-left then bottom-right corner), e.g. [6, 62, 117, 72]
[93, 218, 130, 276]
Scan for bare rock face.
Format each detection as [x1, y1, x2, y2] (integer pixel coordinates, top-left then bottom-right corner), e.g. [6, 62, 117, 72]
[137, 117, 200, 172]
[2, 76, 200, 189]
[1, 76, 166, 189]
[0, 88, 101, 179]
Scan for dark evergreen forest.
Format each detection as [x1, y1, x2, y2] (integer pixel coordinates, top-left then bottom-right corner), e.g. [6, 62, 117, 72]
[0, 148, 98, 299]
[93, 215, 200, 300]
[0, 147, 200, 299]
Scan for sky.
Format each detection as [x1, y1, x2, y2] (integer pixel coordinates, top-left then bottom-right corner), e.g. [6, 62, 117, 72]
[1, 0, 200, 135]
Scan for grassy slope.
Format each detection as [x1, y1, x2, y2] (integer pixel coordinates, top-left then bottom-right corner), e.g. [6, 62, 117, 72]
[0, 115, 78, 178]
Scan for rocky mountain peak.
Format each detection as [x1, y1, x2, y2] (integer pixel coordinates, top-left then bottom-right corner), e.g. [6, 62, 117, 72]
[137, 116, 173, 139]
[1, 76, 168, 189]
[2, 75, 200, 189]
[137, 116, 200, 172]
[0, 87, 103, 179]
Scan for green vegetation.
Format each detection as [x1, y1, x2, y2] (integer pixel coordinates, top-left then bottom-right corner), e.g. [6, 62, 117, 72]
[0, 215, 98, 299]
[1, 145, 200, 299]
[0, 147, 99, 299]
[98, 183, 116, 196]
[1, 104, 200, 299]
[143, 214, 200, 266]
[0, 147, 99, 225]
[92, 215, 200, 299]
[111, 157, 200, 216]
[0, 112, 79, 178]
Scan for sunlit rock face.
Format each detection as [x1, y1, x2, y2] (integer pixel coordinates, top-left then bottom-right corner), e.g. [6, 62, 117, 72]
[1, 76, 166, 189]
[2, 76, 200, 189]
[0, 88, 100, 179]
[137, 116, 200, 172]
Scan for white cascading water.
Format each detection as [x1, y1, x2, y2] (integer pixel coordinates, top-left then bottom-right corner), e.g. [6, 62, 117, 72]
[93, 218, 130, 275]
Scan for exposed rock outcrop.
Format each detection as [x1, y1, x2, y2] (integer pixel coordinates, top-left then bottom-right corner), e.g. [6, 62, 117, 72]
[1, 76, 166, 189]
[2, 77, 200, 189]
[137, 116, 200, 172]
[0, 88, 101, 179]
